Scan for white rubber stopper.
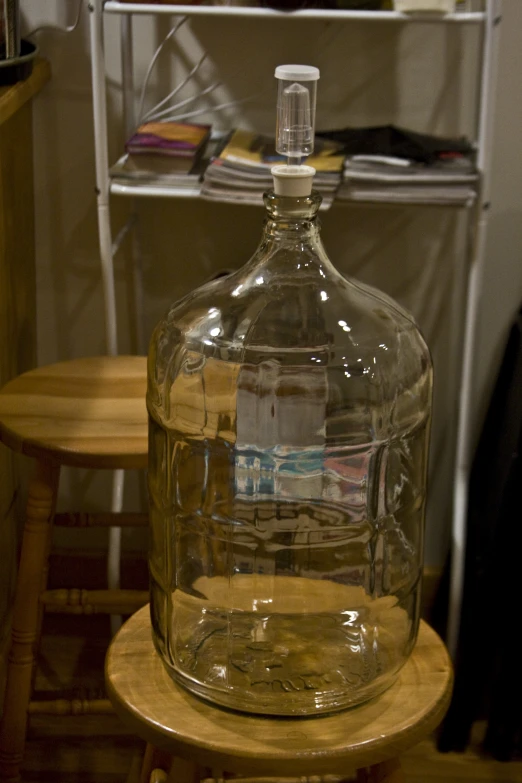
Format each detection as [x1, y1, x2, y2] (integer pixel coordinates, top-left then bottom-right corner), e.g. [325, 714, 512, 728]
[271, 164, 316, 197]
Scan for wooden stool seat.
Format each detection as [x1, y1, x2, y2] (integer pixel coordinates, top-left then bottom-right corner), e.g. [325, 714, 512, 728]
[0, 355, 149, 783]
[0, 355, 148, 468]
[106, 606, 453, 780]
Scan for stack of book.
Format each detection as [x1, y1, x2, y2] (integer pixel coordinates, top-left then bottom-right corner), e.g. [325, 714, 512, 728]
[337, 155, 479, 206]
[201, 130, 344, 210]
[110, 121, 211, 191]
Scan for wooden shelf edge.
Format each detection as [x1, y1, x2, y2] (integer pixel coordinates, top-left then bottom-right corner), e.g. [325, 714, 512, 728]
[0, 58, 51, 127]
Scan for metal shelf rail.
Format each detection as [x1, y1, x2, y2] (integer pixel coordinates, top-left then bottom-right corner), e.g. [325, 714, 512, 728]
[88, 0, 502, 649]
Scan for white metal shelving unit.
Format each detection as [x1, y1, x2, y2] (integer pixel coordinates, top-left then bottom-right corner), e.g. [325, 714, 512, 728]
[104, 2, 484, 19]
[88, 0, 501, 651]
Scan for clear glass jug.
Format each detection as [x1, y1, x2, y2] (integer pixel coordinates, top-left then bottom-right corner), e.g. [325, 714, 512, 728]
[147, 189, 432, 716]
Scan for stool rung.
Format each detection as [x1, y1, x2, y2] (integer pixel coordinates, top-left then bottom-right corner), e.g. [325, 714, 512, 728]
[202, 778, 348, 783]
[28, 698, 114, 716]
[54, 511, 148, 528]
[41, 588, 148, 615]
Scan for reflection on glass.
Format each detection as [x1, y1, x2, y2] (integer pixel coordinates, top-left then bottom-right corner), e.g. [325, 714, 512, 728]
[147, 190, 432, 716]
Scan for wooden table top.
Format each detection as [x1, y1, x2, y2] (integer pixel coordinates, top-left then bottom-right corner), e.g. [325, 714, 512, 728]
[0, 356, 148, 468]
[106, 605, 453, 776]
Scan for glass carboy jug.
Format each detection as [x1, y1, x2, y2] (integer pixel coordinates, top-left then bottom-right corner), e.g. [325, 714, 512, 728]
[147, 65, 433, 716]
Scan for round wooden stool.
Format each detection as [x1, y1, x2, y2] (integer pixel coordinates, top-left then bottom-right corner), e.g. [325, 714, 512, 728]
[0, 356, 148, 783]
[106, 605, 453, 783]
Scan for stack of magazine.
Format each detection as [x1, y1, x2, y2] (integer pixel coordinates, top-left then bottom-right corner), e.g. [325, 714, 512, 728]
[337, 155, 479, 206]
[110, 121, 212, 192]
[201, 130, 344, 210]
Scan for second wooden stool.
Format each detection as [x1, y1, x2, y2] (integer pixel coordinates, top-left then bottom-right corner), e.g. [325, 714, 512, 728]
[0, 355, 148, 783]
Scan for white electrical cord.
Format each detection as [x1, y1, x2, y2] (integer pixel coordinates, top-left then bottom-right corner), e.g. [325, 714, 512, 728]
[25, 0, 82, 38]
[137, 16, 188, 123]
[155, 93, 257, 123]
[108, 470, 125, 635]
[141, 52, 208, 123]
[136, 17, 261, 128]
[145, 79, 224, 122]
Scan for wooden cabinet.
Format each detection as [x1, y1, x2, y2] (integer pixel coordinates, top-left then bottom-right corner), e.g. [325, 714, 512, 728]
[0, 58, 50, 711]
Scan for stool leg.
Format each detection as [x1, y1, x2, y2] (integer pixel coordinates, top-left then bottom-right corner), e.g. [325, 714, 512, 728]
[358, 758, 404, 783]
[32, 464, 60, 691]
[140, 746, 203, 783]
[0, 459, 59, 783]
[166, 757, 201, 783]
[140, 745, 172, 783]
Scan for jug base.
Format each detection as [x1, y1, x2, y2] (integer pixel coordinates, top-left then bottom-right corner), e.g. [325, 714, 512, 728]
[160, 655, 400, 717]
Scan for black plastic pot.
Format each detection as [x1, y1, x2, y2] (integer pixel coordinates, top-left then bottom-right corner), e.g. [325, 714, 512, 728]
[0, 39, 38, 87]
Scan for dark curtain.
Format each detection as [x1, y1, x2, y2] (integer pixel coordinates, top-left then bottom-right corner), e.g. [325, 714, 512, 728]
[438, 305, 522, 760]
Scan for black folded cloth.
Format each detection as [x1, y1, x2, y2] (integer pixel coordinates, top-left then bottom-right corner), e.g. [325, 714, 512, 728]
[437, 304, 522, 761]
[317, 125, 473, 164]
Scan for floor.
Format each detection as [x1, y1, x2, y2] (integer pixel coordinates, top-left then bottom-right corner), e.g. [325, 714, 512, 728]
[18, 613, 522, 783]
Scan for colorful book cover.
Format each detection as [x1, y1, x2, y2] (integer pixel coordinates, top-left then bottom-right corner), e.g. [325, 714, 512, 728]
[126, 121, 211, 158]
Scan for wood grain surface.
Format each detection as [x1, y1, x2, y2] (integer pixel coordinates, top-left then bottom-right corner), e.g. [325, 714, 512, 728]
[106, 606, 453, 777]
[0, 356, 148, 468]
[1, 58, 50, 718]
[0, 59, 51, 127]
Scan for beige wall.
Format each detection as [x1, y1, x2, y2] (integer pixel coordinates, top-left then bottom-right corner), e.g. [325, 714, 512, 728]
[21, 0, 522, 565]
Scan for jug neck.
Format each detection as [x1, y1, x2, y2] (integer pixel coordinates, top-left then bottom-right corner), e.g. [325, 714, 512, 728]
[262, 189, 322, 240]
[254, 190, 335, 276]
